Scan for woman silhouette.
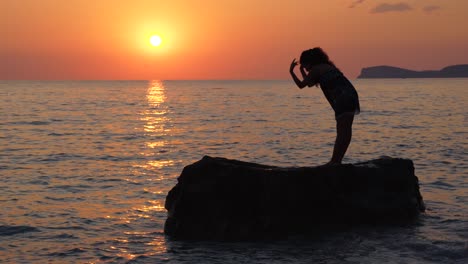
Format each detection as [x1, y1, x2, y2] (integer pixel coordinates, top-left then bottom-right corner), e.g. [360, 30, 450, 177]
[290, 47, 360, 165]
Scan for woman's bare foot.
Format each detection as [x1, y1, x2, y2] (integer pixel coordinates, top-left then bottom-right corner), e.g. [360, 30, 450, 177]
[319, 161, 341, 167]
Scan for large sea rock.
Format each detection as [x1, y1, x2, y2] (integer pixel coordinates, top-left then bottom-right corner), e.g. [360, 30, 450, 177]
[164, 156, 425, 240]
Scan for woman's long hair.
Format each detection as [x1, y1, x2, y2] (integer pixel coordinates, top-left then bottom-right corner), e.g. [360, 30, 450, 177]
[300, 47, 337, 68]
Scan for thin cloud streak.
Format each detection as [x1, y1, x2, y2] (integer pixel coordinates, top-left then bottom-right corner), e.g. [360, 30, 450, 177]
[371, 2, 413, 14]
[349, 0, 365, 9]
[423, 5, 441, 13]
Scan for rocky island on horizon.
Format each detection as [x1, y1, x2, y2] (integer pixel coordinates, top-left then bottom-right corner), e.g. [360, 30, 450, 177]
[358, 64, 468, 78]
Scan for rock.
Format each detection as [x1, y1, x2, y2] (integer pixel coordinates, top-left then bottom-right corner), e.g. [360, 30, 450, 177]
[164, 156, 425, 240]
[357, 64, 468, 78]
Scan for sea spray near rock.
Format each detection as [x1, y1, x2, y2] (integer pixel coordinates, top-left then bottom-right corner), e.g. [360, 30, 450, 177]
[164, 156, 425, 240]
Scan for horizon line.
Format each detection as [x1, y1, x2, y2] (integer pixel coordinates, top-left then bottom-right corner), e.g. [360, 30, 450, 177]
[0, 78, 293, 82]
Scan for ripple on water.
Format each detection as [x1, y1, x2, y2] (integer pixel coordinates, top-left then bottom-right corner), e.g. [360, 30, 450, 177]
[6, 121, 52, 126]
[428, 180, 456, 189]
[45, 247, 86, 257]
[0, 225, 40, 236]
[48, 233, 80, 239]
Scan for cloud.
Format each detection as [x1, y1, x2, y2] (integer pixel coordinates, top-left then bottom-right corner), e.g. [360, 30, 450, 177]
[349, 0, 365, 8]
[423, 5, 441, 13]
[370, 2, 413, 14]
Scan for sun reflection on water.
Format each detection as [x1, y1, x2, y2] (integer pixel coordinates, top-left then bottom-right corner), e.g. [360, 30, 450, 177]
[142, 80, 170, 137]
[117, 80, 172, 259]
[146, 80, 166, 106]
[146, 236, 168, 254]
[136, 80, 175, 171]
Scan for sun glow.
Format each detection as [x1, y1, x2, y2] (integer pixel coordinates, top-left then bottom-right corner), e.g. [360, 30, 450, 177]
[150, 35, 162, 46]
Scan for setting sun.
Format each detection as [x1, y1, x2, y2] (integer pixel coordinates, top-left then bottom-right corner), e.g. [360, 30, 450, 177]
[150, 35, 162, 47]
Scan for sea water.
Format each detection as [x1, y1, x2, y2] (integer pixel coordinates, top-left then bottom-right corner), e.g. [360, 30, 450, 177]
[0, 79, 466, 263]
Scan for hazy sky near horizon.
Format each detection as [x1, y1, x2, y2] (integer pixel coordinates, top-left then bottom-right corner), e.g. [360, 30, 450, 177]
[1, 0, 467, 80]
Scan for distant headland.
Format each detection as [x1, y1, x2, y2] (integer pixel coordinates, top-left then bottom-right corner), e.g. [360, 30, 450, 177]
[358, 64, 468, 78]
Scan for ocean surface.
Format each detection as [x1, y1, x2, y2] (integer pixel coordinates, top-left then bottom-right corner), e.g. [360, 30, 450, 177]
[0, 79, 466, 263]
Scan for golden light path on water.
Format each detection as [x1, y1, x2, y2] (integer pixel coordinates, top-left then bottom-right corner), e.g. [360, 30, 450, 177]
[114, 80, 172, 261]
[136, 80, 175, 175]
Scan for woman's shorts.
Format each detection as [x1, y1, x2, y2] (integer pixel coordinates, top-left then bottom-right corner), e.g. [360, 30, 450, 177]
[334, 94, 360, 120]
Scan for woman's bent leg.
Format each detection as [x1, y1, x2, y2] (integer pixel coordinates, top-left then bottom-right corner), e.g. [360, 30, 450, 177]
[330, 113, 355, 164]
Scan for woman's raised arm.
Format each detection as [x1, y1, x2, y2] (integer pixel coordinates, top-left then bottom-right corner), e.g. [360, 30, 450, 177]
[290, 59, 308, 89]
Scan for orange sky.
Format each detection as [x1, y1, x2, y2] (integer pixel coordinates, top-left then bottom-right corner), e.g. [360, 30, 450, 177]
[1, 0, 467, 80]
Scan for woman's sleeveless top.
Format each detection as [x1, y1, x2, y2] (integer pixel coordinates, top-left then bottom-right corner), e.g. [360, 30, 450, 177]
[318, 69, 360, 118]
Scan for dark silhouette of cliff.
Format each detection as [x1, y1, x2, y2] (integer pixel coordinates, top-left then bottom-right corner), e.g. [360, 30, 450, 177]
[358, 64, 468, 78]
